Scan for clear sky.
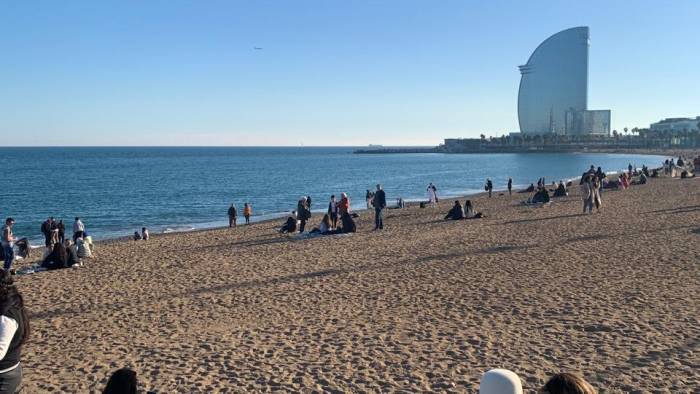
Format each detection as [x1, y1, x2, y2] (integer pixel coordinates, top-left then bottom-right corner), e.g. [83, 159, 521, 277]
[1, 0, 699, 146]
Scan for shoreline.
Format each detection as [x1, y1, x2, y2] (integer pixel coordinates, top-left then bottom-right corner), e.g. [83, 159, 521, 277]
[18, 150, 680, 249]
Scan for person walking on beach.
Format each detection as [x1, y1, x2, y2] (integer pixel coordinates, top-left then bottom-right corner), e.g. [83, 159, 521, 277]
[228, 204, 237, 228]
[328, 195, 338, 229]
[365, 190, 373, 209]
[373, 184, 387, 230]
[243, 203, 252, 225]
[592, 177, 602, 211]
[427, 183, 438, 204]
[485, 179, 493, 198]
[581, 176, 594, 214]
[595, 167, 606, 193]
[507, 178, 512, 196]
[72, 217, 85, 242]
[1, 219, 16, 271]
[0, 269, 30, 392]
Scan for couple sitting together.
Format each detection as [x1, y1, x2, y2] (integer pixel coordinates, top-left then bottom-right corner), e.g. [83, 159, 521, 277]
[280, 212, 356, 234]
[444, 200, 484, 220]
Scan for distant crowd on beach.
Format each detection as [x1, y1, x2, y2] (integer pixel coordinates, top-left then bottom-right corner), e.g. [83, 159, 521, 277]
[1, 154, 698, 392]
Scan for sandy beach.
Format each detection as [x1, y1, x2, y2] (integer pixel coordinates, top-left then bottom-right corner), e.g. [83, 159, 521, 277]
[14, 175, 700, 392]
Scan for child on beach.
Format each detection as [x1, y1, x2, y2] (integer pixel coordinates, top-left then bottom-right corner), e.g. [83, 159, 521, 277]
[243, 203, 252, 225]
[141, 227, 149, 241]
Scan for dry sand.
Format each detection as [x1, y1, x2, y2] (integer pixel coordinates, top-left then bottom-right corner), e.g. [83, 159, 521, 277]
[14, 176, 700, 393]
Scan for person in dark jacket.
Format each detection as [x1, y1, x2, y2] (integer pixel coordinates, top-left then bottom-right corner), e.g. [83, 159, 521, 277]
[42, 242, 68, 270]
[507, 178, 513, 196]
[56, 220, 65, 244]
[227, 204, 237, 228]
[444, 201, 465, 220]
[339, 212, 356, 233]
[485, 179, 493, 198]
[103, 368, 138, 394]
[41, 217, 53, 247]
[372, 184, 387, 230]
[297, 198, 311, 233]
[279, 212, 298, 234]
[0, 270, 29, 392]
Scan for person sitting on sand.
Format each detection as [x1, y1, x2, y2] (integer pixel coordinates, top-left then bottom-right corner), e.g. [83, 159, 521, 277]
[339, 212, 357, 233]
[519, 184, 535, 193]
[279, 211, 298, 234]
[531, 187, 551, 204]
[141, 227, 149, 241]
[540, 372, 596, 394]
[64, 240, 80, 267]
[103, 368, 138, 394]
[42, 241, 67, 270]
[552, 181, 567, 197]
[133, 231, 142, 241]
[76, 236, 93, 259]
[444, 201, 465, 220]
[310, 214, 332, 235]
[464, 200, 484, 219]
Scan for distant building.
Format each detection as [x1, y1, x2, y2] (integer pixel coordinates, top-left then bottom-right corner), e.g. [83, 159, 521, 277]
[650, 117, 700, 132]
[518, 26, 611, 136]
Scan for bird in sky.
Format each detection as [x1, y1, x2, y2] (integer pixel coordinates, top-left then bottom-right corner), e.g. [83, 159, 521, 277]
[253, 47, 263, 50]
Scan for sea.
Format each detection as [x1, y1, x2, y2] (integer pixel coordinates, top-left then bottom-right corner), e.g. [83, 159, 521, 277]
[0, 147, 666, 244]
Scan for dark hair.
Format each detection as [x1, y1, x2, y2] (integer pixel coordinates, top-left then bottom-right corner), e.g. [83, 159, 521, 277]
[330, 194, 335, 199]
[103, 368, 138, 394]
[465, 200, 473, 207]
[0, 270, 29, 346]
[4, 218, 13, 225]
[75, 217, 80, 221]
[540, 373, 595, 394]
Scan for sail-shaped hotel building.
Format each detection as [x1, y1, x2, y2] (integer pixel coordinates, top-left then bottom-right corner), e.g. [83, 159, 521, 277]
[518, 27, 610, 136]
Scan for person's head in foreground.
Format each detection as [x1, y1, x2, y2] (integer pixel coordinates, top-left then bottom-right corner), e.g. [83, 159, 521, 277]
[479, 368, 522, 394]
[103, 368, 138, 394]
[376, 184, 382, 191]
[539, 372, 596, 394]
[5, 217, 14, 226]
[465, 200, 473, 208]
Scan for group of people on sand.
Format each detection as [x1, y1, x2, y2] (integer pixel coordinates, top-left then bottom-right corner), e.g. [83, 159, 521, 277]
[227, 203, 253, 227]
[132, 227, 150, 241]
[1, 216, 94, 273]
[279, 192, 357, 235]
[444, 200, 484, 220]
[41, 217, 94, 270]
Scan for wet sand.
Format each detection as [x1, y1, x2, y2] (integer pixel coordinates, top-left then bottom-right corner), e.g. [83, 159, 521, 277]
[15, 176, 700, 392]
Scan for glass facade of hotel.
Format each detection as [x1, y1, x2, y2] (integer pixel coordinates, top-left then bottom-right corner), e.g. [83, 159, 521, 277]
[518, 27, 590, 135]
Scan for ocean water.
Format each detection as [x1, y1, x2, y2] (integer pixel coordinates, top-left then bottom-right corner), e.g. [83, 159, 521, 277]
[0, 147, 665, 244]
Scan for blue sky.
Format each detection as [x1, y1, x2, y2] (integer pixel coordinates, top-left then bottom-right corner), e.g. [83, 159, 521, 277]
[1, 1, 698, 146]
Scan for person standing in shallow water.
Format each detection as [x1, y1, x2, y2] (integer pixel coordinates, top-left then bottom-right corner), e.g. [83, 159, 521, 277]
[227, 204, 237, 228]
[373, 184, 387, 230]
[507, 178, 512, 196]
